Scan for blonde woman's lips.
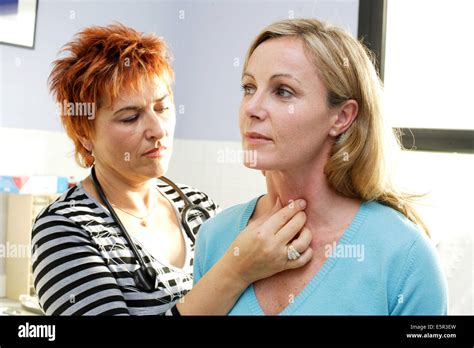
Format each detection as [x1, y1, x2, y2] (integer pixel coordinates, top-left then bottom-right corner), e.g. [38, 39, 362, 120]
[245, 132, 273, 144]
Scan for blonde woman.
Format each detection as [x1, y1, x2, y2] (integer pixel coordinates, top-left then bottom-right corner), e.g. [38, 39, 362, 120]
[193, 18, 448, 315]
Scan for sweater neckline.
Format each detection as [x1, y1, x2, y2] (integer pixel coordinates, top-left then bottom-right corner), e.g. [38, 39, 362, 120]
[239, 196, 373, 315]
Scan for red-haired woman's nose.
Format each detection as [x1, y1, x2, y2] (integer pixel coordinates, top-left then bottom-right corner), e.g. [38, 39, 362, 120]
[146, 114, 166, 140]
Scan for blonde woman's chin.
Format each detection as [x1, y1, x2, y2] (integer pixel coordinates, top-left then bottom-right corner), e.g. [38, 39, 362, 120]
[242, 160, 278, 172]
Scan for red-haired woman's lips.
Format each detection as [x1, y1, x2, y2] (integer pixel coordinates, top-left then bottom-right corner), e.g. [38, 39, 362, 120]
[142, 146, 167, 158]
[245, 132, 273, 144]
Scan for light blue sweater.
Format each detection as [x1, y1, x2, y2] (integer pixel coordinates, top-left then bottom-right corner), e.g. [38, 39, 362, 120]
[193, 198, 448, 315]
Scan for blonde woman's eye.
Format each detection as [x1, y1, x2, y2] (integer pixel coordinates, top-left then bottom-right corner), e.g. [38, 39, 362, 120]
[276, 88, 293, 98]
[240, 84, 256, 95]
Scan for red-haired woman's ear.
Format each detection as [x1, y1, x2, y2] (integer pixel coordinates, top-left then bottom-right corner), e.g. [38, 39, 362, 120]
[79, 136, 92, 152]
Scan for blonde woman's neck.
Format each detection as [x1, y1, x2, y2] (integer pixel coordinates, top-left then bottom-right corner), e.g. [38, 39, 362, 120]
[261, 161, 361, 239]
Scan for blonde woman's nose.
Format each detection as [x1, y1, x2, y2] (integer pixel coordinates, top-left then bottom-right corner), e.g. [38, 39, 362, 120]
[244, 92, 269, 120]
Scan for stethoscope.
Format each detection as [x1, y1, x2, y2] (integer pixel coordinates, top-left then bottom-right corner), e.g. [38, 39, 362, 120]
[90, 166, 210, 291]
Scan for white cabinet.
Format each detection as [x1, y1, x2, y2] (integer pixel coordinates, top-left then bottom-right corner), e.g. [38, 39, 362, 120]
[5, 194, 58, 301]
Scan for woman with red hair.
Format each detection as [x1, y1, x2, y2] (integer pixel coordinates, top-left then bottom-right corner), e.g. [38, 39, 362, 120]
[31, 23, 312, 315]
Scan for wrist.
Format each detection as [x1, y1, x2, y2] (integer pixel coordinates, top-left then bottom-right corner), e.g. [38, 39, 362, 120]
[220, 248, 251, 290]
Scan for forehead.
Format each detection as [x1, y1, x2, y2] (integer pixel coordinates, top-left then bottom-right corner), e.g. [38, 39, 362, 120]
[120, 75, 169, 101]
[105, 75, 170, 110]
[246, 36, 318, 79]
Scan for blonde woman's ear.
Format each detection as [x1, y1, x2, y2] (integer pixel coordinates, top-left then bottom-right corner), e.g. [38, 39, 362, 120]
[333, 99, 358, 134]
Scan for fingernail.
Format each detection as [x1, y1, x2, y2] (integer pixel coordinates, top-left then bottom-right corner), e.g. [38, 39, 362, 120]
[299, 200, 306, 209]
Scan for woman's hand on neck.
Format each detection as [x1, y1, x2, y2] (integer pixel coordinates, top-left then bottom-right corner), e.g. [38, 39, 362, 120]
[262, 157, 360, 236]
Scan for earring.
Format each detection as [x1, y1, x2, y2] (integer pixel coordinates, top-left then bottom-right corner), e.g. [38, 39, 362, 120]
[85, 151, 95, 167]
[330, 130, 338, 137]
[83, 144, 95, 167]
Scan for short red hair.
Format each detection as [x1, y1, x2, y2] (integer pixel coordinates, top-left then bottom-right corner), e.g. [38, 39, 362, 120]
[49, 23, 174, 168]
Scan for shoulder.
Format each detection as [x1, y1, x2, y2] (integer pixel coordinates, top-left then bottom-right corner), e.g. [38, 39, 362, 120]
[194, 198, 256, 254]
[193, 197, 259, 277]
[361, 201, 427, 248]
[360, 202, 447, 313]
[32, 185, 104, 245]
[33, 185, 84, 227]
[358, 200, 440, 286]
[368, 202, 440, 276]
[35, 184, 100, 219]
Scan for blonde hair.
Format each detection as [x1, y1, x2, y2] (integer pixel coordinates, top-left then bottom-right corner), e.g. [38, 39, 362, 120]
[243, 18, 429, 236]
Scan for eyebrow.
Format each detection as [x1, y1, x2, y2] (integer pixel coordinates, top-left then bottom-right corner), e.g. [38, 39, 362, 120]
[242, 72, 302, 86]
[113, 94, 169, 115]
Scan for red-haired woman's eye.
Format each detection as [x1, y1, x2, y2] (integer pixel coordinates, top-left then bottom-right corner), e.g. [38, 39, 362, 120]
[122, 115, 139, 123]
[156, 106, 170, 114]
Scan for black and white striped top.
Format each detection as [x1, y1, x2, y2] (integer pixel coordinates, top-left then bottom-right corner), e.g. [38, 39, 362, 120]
[31, 179, 219, 315]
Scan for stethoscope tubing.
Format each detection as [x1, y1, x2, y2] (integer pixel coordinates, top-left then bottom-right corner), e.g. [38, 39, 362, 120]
[90, 166, 149, 271]
[158, 176, 211, 244]
[90, 166, 210, 264]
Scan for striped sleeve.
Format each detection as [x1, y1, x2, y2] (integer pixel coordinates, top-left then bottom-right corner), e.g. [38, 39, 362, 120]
[164, 304, 181, 316]
[31, 212, 130, 316]
[176, 183, 221, 219]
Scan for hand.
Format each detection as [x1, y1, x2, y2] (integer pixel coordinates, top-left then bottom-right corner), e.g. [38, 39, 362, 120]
[225, 198, 313, 286]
